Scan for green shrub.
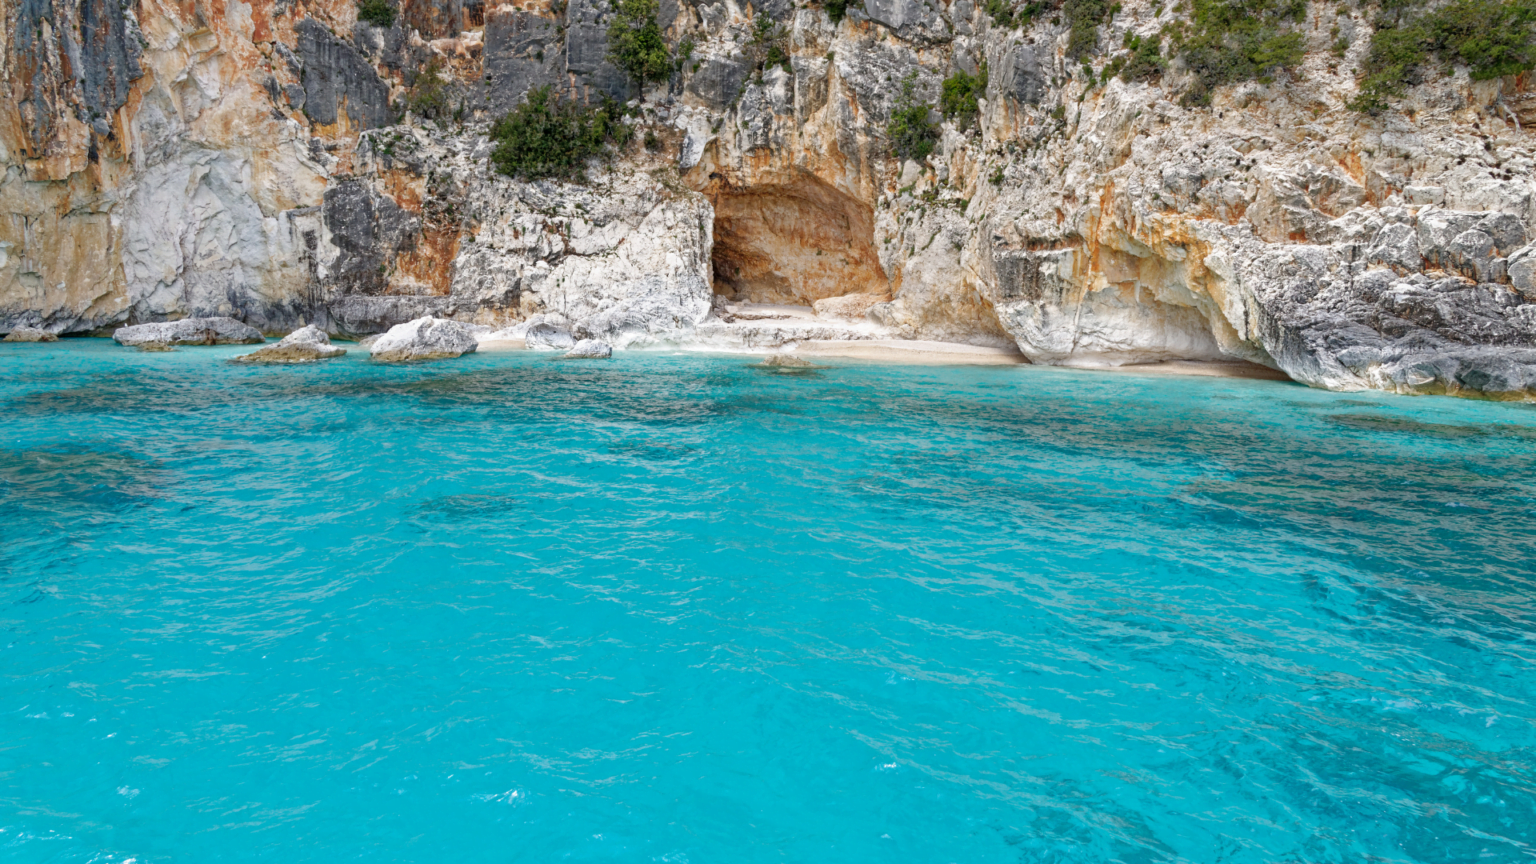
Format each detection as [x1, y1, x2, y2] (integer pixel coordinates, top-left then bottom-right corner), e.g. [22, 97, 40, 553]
[488, 86, 629, 181]
[1104, 32, 1165, 81]
[408, 59, 451, 119]
[1064, 0, 1111, 57]
[826, 0, 856, 23]
[608, 0, 672, 92]
[750, 14, 793, 75]
[358, 0, 395, 28]
[1165, 0, 1306, 105]
[940, 63, 989, 128]
[985, 0, 1052, 29]
[1353, 0, 1536, 112]
[887, 71, 939, 161]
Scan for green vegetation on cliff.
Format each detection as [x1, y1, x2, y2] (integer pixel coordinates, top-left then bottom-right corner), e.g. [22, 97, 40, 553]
[407, 59, 451, 120]
[1104, 32, 1166, 82]
[489, 87, 631, 181]
[1164, 0, 1306, 105]
[749, 14, 793, 76]
[1353, 0, 1536, 111]
[940, 64, 988, 129]
[888, 71, 939, 161]
[358, 0, 395, 28]
[607, 0, 672, 93]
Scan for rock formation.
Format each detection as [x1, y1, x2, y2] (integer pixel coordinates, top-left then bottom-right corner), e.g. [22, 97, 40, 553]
[112, 318, 265, 346]
[232, 325, 348, 362]
[564, 338, 613, 358]
[3, 327, 58, 342]
[368, 315, 480, 360]
[4, 0, 1536, 398]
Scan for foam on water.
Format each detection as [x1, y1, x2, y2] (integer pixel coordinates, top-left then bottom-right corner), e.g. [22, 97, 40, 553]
[2, 340, 1534, 863]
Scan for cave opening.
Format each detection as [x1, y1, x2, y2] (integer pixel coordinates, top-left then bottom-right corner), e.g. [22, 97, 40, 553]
[706, 172, 888, 306]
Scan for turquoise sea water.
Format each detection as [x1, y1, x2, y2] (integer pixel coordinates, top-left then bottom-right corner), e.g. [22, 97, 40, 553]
[2, 339, 1535, 863]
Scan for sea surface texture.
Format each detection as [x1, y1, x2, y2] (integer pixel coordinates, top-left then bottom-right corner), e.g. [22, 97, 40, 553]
[3, 341, 1535, 863]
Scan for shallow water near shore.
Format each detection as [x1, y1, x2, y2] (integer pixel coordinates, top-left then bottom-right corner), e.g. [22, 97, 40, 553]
[3, 339, 1535, 863]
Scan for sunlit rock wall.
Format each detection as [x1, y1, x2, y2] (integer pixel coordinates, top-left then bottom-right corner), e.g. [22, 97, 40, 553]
[4, 0, 1536, 398]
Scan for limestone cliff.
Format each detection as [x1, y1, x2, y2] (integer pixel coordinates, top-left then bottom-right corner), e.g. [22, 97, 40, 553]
[4, 0, 1536, 399]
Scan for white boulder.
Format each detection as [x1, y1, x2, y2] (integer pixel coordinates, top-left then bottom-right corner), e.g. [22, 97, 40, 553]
[564, 339, 613, 359]
[113, 317, 264, 346]
[368, 316, 480, 362]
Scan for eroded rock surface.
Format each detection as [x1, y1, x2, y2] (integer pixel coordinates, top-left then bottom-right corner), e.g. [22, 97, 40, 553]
[4, 327, 58, 342]
[564, 339, 613, 359]
[113, 318, 264, 347]
[233, 325, 348, 364]
[369, 316, 480, 362]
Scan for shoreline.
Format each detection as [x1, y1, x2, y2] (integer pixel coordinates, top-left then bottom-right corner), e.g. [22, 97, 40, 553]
[475, 335, 1293, 380]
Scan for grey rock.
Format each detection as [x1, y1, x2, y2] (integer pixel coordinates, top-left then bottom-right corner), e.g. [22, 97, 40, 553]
[525, 322, 576, 350]
[321, 179, 421, 297]
[327, 295, 457, 339]
[563, 0, 632, 101]
[686, 55, 752, 112]
[113, 317, 264, 346]
[1226, 235, 1536, 400]
[483, 8, 563, 115]
[862, 0, 936, 34]
[564, 338, 613, 358]
[1000, 44, 1046, 106]
[1508, 247, 1536, 299]
[1366, 222, 1420, 271]
[297, 18, 392, 130]
[78, 0, 144, 123]
[761, 353, 812, 367]
[3, 327, 58, 342]
[1447, 229, 1501, 283]
[369, 316, 480, 362]
[232, 325, 347, 363]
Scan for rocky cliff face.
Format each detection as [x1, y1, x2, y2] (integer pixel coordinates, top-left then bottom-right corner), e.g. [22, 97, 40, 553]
[5, 0, 1536, 399]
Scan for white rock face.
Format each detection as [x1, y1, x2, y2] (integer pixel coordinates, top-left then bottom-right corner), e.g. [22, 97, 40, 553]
[564, 339, 613, 359]
[525, 321, 576, 351]
[6, 0, 1536, 400]
[112, 317, 264, 346]
[368, 317, 481, 363]
[232, 326, 347, 364]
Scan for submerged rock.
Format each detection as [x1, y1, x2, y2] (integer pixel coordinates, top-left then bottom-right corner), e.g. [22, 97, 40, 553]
[564, 339, 612, 359]
[761, 354, 813, 367]
[369, 316, 479, 362]
[232, 326, 347, 364]
[139, 343, 175, 352]
[113, 317, 264, 347]
[3, 327, 58, 342]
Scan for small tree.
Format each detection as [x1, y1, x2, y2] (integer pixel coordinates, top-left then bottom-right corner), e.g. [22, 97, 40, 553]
[489, 86, 629, 181]
[608, 0, 672, 95]
[748, 13, 792, 76]
[940, 63, 987, 130]
[887, 71, 938, 162]
[358, 0, 395, 27]
[408, 59, 451, 120]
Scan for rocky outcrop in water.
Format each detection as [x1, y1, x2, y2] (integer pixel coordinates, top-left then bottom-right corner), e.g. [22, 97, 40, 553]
[4, 327, 58, 342]
[232, 325, 348, 363]
[564, 338, 613, 358]
[368, 315, 480, 361]
[112, 318, 265, 346]
[4, 0, 1536, 399]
